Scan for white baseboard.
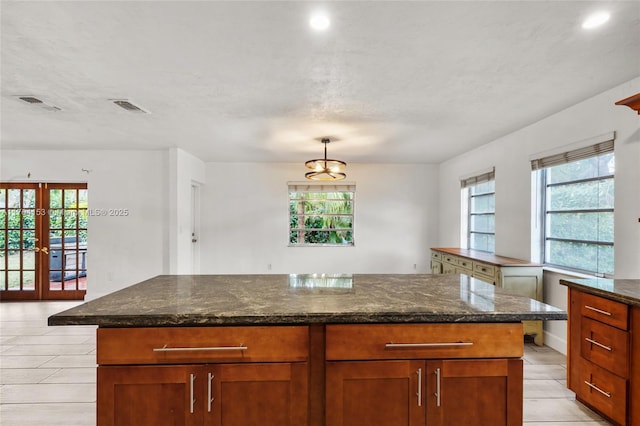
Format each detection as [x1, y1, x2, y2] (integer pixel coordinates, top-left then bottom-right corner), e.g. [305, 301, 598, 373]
[543, 330, 567, 355]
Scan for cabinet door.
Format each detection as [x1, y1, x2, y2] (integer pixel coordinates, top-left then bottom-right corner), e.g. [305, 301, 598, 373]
[426, 359, 523, 426]
[208, 362, 307, 426]
[430, 260, 443, 274]
[326, 360, 425, 426]
[98, 365, 202, 426]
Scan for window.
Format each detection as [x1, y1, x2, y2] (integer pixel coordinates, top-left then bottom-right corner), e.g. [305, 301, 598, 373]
[462, 169, 495, 253]
[532, 138, 614, 276]
[288, 183, 355, 246]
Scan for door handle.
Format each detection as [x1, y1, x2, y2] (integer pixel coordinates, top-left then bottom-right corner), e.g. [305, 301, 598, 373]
[434, 368, 441, 407]
[416, 368, 422, 407]
[34, 246, 49, 254]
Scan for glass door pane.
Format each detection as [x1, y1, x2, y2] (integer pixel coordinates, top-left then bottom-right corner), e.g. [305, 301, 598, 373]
[44, 184, 87, 299]
[0, 184, 40, 300]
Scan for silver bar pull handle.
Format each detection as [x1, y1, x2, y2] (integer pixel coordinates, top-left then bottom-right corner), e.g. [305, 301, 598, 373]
[154, 344, 248, 352]
[416, 368, 422, 407]
[585, 337, 612, 352]
[190, 374, 196, 414]
[584, 305, 612, 316]
[434, 368, 441, 407]
[385, 342, 473, 349]
[207, 372, 214, 412]
[584, 380, 611, 398]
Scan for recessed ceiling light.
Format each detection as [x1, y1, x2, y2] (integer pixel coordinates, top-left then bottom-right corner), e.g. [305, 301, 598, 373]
[582, 11, 610, 29]
[310, 13, 330, 31]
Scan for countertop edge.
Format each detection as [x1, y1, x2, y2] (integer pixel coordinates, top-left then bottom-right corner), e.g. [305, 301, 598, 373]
[48, 312, 568, 327]
[559, 279, 640, 307]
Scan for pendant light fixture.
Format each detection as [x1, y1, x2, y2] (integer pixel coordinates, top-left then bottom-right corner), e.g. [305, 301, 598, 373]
[305, 138, 347, 180]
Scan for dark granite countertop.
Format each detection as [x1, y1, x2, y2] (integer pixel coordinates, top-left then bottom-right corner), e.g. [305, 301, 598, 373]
[49, 274, 567, 327]
[559, 278, 640, 307]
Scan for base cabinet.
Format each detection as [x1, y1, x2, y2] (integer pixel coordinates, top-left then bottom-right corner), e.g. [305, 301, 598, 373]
[98, 365, 200, 426]
[96, 323, 526, 426]
[567, 288, 638, 426]
[326, 359, 523, 426]
[98, 363, 308, 426]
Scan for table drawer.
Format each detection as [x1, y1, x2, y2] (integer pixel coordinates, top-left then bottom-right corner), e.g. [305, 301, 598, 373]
[431, 251, 442, 261]
[580, 293, 628, 330]
[442, 254, 458, 264]
[456, 257, 473, 272]
[473, 262, 496, 277]
[580, 317, 629, 378]
[574, 358, 627, 426]
[325, 323, 523, 361]
[97, 326, 309, 365]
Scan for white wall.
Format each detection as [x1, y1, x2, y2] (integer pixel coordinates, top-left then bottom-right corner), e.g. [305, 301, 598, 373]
[199, 163, 439, 274]
[0, 150, 169, 299]
[437, 77, 640, 354]
[168, 148, 205, 274]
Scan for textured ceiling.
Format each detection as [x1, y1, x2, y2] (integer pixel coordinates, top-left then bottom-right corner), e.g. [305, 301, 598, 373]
[1, 1, 639, 163]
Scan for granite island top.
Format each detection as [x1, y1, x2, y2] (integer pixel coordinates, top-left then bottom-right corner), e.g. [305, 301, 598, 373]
[49, 274, 567, 327]
[560, 277, 640, 307]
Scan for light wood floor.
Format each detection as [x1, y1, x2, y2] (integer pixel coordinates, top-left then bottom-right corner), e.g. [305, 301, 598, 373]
[0, 301, 612, 425]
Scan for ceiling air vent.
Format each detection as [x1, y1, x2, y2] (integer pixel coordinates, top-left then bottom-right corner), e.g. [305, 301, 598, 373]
[17, 96, 62, 111]
[112, 99, 149, 113]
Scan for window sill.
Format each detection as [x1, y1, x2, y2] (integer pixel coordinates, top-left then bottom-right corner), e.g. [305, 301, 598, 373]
[542, 266, 608, 279]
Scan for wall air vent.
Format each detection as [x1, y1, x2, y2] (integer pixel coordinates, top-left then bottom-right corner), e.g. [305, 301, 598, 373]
[112, 99, 149, 113]
[19, 96, 43, 104]
[17, 96, 61, 111]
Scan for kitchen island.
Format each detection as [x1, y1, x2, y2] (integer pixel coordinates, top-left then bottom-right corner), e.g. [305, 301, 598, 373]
[560, 278, 640, 426]
[49, 274, 566, 426]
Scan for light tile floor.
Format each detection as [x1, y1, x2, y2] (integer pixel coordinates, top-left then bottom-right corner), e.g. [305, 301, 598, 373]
[0, 301, 613, 425]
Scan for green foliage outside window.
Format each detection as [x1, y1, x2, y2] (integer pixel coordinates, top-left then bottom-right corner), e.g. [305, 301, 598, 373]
[544, 153, 614, 275]
[289, 191, 354, 246]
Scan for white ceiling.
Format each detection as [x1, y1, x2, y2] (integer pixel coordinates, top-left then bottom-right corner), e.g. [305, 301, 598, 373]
[1, 1, 639, 164]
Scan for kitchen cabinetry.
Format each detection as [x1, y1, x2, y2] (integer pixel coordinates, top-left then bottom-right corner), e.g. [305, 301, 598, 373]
[96, 326, 309, 426]
[325, 323, 523, 426]
[431, 248, 543, 345]
[567, 288, 639, 426]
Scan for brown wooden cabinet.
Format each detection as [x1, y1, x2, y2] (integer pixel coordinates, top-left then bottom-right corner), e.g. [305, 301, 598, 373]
[567, 288, 638, 426]
[326, 360, 424, 426]
[98, 365, 201, 426]
[96, 322, 528, 426]
[326, 359, 522, 426]
[96, 326, 309, 426]
[325, 323, 524, 426]
[425, 359, 522, 426]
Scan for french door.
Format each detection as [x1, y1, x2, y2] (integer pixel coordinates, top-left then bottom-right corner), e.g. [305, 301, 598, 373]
[0, 182, 88, 301]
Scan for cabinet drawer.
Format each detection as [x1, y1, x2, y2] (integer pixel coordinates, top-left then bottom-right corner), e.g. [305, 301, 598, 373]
[97, 326, 309, 365]
[442, 254, 458, 264]
[431, 251, 442, 261]
[456, 257, 473, 272]
[580, 293, 628, 330]
[574, 358, 627, 426]
[325, 323, 523, 361]
[442, 263, 457, 274]
[473, 262, 496, 277]
[580, 317, 629, 378]
[472, 272, 495, 284]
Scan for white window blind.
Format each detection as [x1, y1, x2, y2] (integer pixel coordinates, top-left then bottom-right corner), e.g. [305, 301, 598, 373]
[530, 139, 614, 171]
[460, 168, 495, 188]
